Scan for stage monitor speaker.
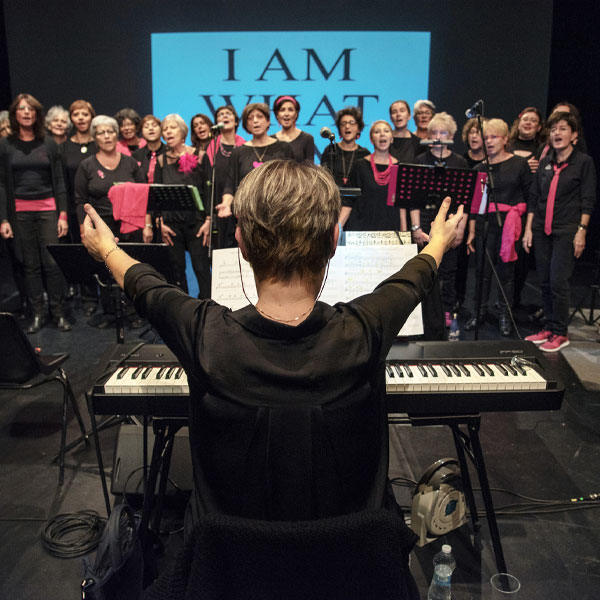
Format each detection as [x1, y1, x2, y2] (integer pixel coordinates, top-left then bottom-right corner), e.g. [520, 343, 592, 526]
[410, 457, 468, 547]
[111, 424, 193, 496]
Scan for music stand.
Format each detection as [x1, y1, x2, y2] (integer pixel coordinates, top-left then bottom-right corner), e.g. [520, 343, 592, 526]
[147, 184, 203, 213]
[395, 163, 480, 213]
[48, 243, 173, 345]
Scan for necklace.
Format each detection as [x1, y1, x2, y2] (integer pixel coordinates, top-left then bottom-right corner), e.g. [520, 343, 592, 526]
[341, 147, 357, 185]
[219, 143, 232, 158]
[370, 154, 393, 186]
[238, 249, 331, 325]
[255, 303, 315, 323]
[252, 144, 268, 165]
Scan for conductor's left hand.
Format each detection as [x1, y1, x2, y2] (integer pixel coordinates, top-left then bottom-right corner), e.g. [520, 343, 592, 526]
[82, 203, 118, 262]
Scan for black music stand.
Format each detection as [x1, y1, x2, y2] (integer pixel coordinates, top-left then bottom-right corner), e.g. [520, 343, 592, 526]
[395, 163, 479, 214]
[48, 243, 173, 345]
[147, 183, 204, 213]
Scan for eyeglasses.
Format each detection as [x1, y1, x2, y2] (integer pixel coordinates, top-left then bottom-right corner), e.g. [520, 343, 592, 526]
[416, 110, 433, 117]
[340, 120, 357, 126]
[430, 130, 450, 137]
[95, 129, 116, 137]
[520, 117, 540, 124]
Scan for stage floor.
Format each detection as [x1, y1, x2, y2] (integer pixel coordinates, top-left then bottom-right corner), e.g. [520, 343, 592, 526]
[1, 253, 599, 599]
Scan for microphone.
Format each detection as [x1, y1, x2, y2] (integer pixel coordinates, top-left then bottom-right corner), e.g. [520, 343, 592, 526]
[320, 126, 335, 141]
[465, 100, 483, 119]
[210, 122, 225, 131]
[420, 139, 454, 146]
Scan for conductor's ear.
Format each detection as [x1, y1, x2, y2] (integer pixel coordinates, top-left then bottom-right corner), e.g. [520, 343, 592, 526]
[235, 226, 249, 261]
[330, 223, 340, 258]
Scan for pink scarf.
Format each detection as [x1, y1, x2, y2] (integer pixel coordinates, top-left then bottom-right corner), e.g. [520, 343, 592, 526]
[108, 182, 149, 233]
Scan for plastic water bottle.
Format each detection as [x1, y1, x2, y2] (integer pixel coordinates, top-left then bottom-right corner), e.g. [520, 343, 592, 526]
[448, 313, 460, 342]
[427, 544, 456, 600]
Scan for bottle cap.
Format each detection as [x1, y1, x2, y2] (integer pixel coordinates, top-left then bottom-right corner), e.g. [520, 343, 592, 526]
[442, 544, 452, 553]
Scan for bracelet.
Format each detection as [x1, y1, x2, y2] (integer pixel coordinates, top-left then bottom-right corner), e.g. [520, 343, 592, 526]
[58, 214, 68, 222]
[144, 224, 153, 228]
[103, 245, 122, 261]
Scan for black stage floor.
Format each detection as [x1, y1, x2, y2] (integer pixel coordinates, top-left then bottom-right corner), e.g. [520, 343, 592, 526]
[1, 251, 599, 599]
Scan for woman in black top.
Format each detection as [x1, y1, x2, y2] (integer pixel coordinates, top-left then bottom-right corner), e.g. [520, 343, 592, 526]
[272, 96, 314, 162]
[45, 106, 70, 146]
[190, 113, 213, 164]
[155, 113, 210, 298]
[115, 108, 146, 156]
[507, 107, 543, 174]
[0, 93, 70, 333]
[522, 112, 596, 352]
[412, 112, 469, 335]
[462, 117, 485, 168]
[321, 106, 369, 192]
[62, 100, 97, 243]
[465, 119, 533, 336]
[217, 103, 293, 218]
[202, 105, 245, 249]
[74, 115, 146, 326]
[389, 100, 422, 163]
[82, 159, 462, 547]
[346, 120, 401, 231]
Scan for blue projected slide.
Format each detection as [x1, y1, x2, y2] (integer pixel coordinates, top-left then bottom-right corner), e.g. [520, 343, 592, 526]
[151, 31, 430, 156]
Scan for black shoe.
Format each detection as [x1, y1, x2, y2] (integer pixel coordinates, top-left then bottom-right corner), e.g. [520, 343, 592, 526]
[27, 314, 45, 334]
[499, 314, 512, 336]
[464, 312, 487, 331]
[55, 316, 72, 332]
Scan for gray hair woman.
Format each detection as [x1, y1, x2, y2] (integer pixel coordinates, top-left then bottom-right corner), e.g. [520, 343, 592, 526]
[45, 105, 71, 145]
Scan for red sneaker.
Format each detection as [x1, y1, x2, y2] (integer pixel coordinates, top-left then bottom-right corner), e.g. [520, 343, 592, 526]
[524, 330, 552, 345]
[539, 334, 570, 353]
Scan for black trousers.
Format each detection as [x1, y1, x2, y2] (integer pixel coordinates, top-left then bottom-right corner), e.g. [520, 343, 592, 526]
[533, 227, 576, 336]
[165, 218, 211, 298]
[15, 210, 66, 317]
[473, 218, 515, 315]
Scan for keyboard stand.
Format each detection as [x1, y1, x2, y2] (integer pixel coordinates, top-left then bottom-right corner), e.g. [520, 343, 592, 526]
[389, 412, 507, 575]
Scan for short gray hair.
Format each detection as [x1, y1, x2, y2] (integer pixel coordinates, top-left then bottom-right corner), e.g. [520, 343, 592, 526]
[427, 112, 457, 137]
[90, 115, 119, 138]
[45, 105, 72, 131]
[161, 114, 188, 139]
[235, 160, 340, 283]
[413, 99, 436, 114]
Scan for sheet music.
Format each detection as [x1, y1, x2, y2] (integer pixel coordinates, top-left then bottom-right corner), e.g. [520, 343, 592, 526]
[345, 231, 412, 246]
[212, 245, 423, 336]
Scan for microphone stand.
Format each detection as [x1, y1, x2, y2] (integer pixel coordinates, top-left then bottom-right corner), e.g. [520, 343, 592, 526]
[472, 103, 502, 340]
[207, 135, 219, 260]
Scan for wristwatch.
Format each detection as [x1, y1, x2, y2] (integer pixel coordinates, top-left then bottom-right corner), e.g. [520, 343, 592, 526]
[578, 224, 588, 231]
[411, 225, 422, 232]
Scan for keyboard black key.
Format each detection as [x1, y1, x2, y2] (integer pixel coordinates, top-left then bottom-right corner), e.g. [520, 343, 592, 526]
[131, 367, 143, 380]
[117, 367, 129, 380]
[141, 366, 152, 379]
